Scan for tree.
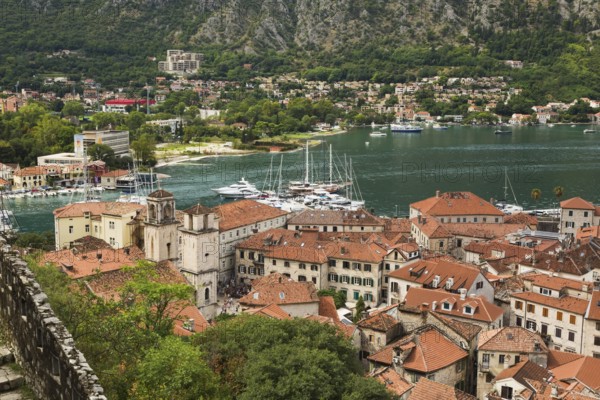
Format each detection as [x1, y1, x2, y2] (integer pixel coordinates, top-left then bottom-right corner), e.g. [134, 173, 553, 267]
[531, 188, 542, 202]
[553, 186, 564, 202]
[87, 143, 116, 167]
[342, 374, 392, 400]
[131, 133, 157, 166]
[62, 101, 85, 118]
[317, 289, 347, 309]
[354, 296, 366, 322]
[130, 336, 224, 400]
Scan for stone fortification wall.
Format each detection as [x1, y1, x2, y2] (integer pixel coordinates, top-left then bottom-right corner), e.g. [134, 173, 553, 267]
[0, 244, 106, 400]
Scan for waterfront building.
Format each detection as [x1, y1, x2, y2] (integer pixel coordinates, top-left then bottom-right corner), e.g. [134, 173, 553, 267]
[158, 50, 203, 75]
[559, 196, 600, 237]
[287, 209, 384, 233]
[409, 191, 504, 224]
[75, 130, 130, 157]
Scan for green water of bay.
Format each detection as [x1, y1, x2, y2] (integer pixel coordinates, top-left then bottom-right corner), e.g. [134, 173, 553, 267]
[9, 124, 600, 232]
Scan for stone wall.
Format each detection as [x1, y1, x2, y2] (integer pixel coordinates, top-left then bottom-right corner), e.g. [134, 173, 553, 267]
[0, 245, 106, 400]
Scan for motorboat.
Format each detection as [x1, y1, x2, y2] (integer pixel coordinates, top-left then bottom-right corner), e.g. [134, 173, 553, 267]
[390, 124, 423, 133]
[432, 123, 448, 130]
[494, 129, 512, 135]
[212, 178, 261, 198]
[369, 131, 387, 137]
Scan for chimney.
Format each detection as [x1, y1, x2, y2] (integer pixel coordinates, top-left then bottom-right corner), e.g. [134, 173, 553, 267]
[459, 288, 467, 300]
[432, 301, 437, 311]
[435, 190, 440, 198]
[420, 302, 429, 312]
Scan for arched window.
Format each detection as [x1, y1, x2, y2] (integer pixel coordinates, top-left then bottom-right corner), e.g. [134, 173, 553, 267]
[148, 204, 156, 220]
[163, 203, 173, 220]
[204, 287, 210, 300]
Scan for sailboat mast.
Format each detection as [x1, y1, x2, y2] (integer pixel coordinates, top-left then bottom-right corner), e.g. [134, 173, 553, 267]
[329, 144, 333, 186]
[277, 155, 283, 197]
[304, 141, 309, 184]
[503, 167, 509, 200]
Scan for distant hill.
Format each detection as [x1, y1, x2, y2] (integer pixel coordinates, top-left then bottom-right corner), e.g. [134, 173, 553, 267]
[0, 0, 599, 98]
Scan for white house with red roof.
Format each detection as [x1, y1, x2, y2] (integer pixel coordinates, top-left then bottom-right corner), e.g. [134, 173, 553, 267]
[560, 197, 600, 237]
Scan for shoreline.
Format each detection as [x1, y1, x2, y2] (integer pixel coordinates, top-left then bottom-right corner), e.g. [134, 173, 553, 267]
[154, 128, 349, 168]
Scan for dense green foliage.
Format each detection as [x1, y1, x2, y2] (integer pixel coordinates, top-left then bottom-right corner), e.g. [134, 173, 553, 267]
[29, 258, 390, 399]
[317, 289, 347, 309]
[195, 315, 391, 400]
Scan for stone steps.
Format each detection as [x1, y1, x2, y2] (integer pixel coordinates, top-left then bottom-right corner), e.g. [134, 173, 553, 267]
[0, 347, 26, 399]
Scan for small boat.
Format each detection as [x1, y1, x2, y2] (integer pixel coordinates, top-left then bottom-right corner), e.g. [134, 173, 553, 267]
[583, 129, 597, 134]
[571, 125, 576, 127]
[494, 129, 512, 135]
[390, 124, 422, 133]
[369, 131, 387, 137]
[432, 123, 448, 130]
[547, 123, 555, 127]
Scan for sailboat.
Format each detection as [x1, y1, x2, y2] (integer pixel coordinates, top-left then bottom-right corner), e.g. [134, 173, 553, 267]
[495, 168, 523, 214]
[583, 119, 598, 134]
[72, 150, 101, 204]
[288, 142, 350, 195]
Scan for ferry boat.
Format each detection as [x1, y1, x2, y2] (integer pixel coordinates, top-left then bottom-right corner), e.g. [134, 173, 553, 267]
[390, 124, 423, 133]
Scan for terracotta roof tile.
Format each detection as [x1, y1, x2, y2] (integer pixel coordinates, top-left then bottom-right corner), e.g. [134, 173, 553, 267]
[429, 312, 482, 341]
[369, 367, 414, 397]
[494, 360, 552, 389]
[42, 246, 145, 279]
[411, 216, 453, 238]
[443, 223, 527, 239]
[53, 201, 144, 218]
[404, 287, 504, 323]
[410, 191, 504, 217]
[388, 258, 483, 292]
[504, 212, 538, 226]
[148, 189, 173, 198]
[246, 303, 291, 320]
[549, 350, 600, 391]
[560, 197, 595, 210]
[511, 292, 589, 315]
[239, 273, 319, 306]
[357, 312, 399, 332]
[368, 326, 467, 373]
[383, 217, 412, 234]
[519, 242, 600, 276]
[478, 326, 548, 353]
[184, 203, 213, 215]
[288, 209, 384, 227]
[214, 199, 288, 232]
[408, 378, 476, 400]
[547, 350, 584, 369]
[523, 273, 592, 293]
[586, 291, 600, 321]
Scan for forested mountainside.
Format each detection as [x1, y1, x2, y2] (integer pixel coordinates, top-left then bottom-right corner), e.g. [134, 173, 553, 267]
[0, 0, 599, 98]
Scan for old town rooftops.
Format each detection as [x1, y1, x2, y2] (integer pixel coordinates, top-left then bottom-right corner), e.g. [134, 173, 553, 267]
[478, 326, 549, 353]
[287, 208, 384, 227]
[213, 199, 288, 232]
[403, 287, 504, 323]
[388, 258, 483, 291]
[239, 273, 319, 306]
[53, 201, 144, 218]
[410, 191, 504, 217]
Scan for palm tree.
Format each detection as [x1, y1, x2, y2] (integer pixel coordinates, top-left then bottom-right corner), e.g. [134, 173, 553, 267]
[531, 188, 542, 203]
[553, 186, 564, 204]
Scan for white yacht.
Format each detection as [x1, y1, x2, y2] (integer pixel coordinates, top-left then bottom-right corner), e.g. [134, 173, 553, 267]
[212, 178, 261, 198]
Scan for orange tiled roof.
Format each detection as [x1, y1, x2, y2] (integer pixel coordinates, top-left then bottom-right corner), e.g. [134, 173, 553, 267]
[53, 201, 144, 218]
[214, 199, 288, 232]
[576, 226, 600, 242]
[549, 350, 600, 391]
[287, 209, 384, 227]
[443, 223, 527, 239]
[493, 360, 552, 387]
[404, 287, 504, 323]
[42, 246, 145, 279]
[511, 291, 589, 315]
[246, 303, 291, 320]
[383, 217, 412, 234]
[368, 326, 468, 373]
[410, 191, 504, 217]
[504, 212, 538, 226]
[357, 311, 399, 332]
[518, 240, 600, 276]
[586, 291, 600, 321]
[239, 273, 319, 306]
[522, 273, 592, 293]
[388, 258, 483, 292]
[99, 169, 129, 178]
[560, 197, 595, 210]
[429, 312, 482, 342]
[172, 303, 211, 335]
[407, 378, 476, 400]
[478, 326, 548, 353]
[369, 367, 414, 397]
[411, 216, 452, 238]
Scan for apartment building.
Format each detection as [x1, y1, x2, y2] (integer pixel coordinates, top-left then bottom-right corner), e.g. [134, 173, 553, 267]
[158, 50, 204, 75]
[560, 197, 600, 237]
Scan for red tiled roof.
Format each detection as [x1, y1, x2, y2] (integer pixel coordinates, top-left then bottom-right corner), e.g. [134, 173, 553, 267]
[429, 312, 482, 342]
[388, 258, 483, 292]
[411, 216, 452, 238]
[522, 273, 592, 293]
[511, 291, 589, 315]
[99, 169, 129, 178]
[42, 246, 145, 279]
[519, 241, 600, 276]
[239, 273, 319, 306]
[383, 217, 412, 234]
[504, 212, 538, 226]
[587, 291, 600, 321]
[478, 326, 548, 353]
[408, 378, 476, 400]
[368, 326, 467, 373]
[214, 199, 288, 232]
[410, 191, 504, 217]
[443, 223, 527, 239]
[53, 201, 144, 218]
[287, 209, 384, 227]
[494, 360, 552, 387]
[404, 287, 504, 323]
[549, 350, 600, 391]
[357, 311, 399, 332]
[246, 303, 291, 320]
[148, 189, 173, 198]
[369, 367, 413, 397]
[560, 197, 595, 210]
